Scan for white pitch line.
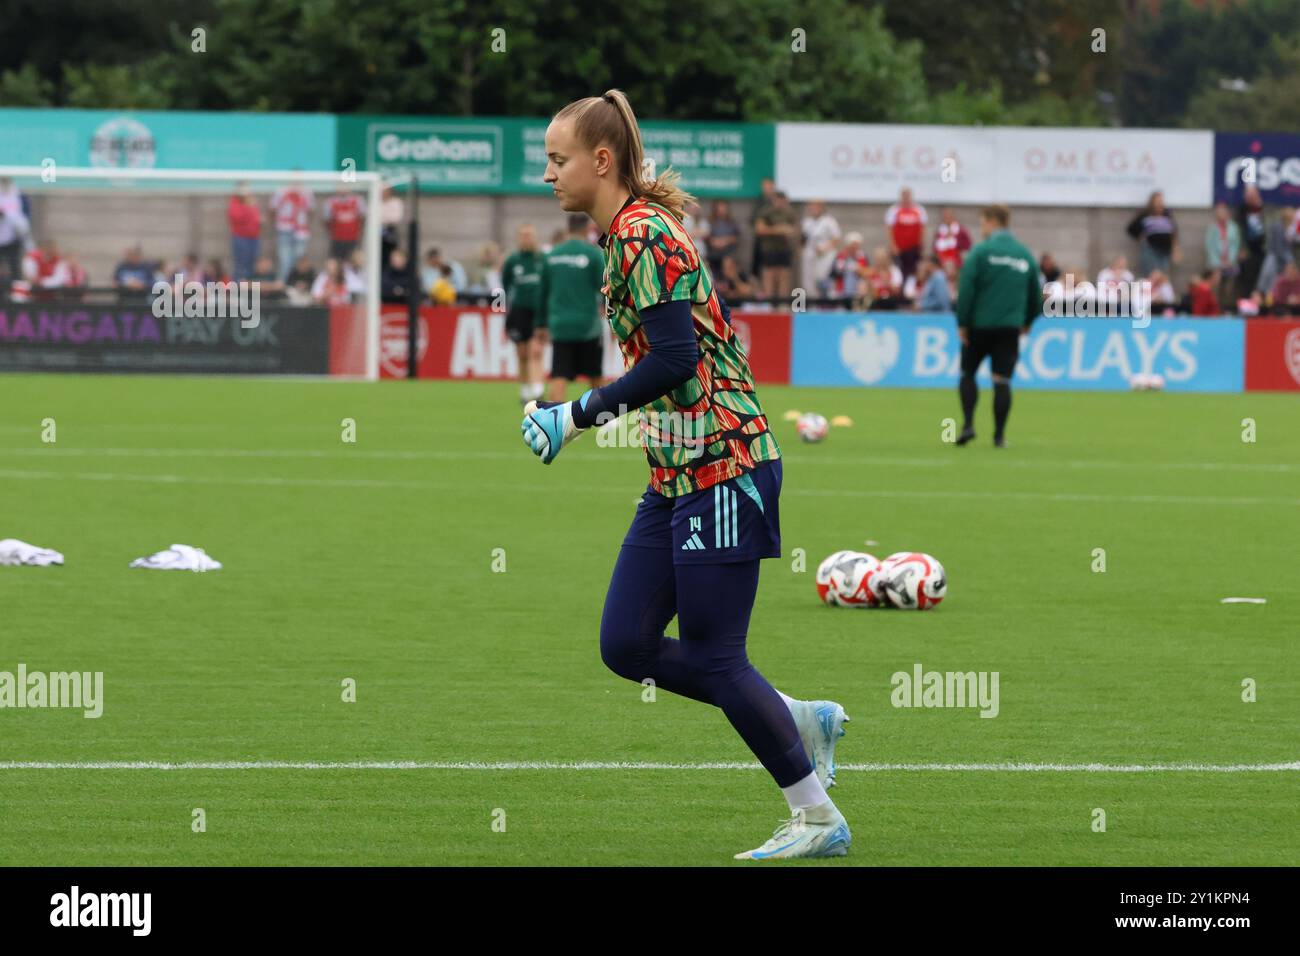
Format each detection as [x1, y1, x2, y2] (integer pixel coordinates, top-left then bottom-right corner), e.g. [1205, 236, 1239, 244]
[0, 446, 521, 462]
[0, 468, 1294, 507]
[2, 445, 1297, 474]
[0, 761, 1296, 772]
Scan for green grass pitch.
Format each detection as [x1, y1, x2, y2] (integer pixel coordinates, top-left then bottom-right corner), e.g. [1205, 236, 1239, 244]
[0, 372, 1296, 865]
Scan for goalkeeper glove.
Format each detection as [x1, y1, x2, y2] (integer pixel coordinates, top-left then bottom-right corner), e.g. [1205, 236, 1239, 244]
[521, 390, 595, 464]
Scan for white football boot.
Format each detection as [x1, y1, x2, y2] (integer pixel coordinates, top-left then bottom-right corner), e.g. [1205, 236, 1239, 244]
[788, 698, 850, 788]
[734, 803, 852, 860]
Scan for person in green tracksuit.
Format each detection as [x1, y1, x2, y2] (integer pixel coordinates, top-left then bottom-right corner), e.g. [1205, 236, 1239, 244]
[503, 223, 547, 405]
[538, 214, 611, 402]
[954, 204, 1042, 448]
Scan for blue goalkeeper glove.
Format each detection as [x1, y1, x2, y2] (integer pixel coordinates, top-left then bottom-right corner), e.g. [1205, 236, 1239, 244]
[520, 391, 594, 464]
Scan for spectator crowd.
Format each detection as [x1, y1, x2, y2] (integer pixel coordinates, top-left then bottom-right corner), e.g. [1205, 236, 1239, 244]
[680, 180, 1300, 319]
[3, 171, 1299, 319]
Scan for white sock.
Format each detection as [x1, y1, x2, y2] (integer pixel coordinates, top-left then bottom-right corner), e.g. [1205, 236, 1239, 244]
[519, 383, 531, 400]
[781, 770, 830, 812]
[531, 382, 546, 400]
[776, 690, 798, 709]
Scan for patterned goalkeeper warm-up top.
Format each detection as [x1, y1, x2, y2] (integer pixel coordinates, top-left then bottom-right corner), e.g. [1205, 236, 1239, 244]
[600, 196, 781, 497]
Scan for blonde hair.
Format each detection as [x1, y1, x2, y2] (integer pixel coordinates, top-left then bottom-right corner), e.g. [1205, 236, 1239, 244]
[554, 89, 694, 221]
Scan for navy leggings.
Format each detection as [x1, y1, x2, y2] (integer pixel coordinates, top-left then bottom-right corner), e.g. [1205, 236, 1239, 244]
[600, 544, 812, 788]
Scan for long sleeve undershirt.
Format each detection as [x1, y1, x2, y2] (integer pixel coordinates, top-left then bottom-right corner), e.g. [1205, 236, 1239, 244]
[570, 298, 701, 429]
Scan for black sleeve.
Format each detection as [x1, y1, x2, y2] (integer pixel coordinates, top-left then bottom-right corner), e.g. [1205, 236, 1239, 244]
[570, 298, 699, 429]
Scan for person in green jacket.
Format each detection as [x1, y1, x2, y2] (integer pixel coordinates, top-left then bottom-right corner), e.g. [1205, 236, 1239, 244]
[538, 214, 611, 402]
[503, 223, 547, 405]
[954, 204, 1041, 448]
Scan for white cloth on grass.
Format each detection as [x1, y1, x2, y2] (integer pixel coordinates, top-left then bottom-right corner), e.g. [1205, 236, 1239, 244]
[0, 538, 64, 567]
[129, 544, 222, 572]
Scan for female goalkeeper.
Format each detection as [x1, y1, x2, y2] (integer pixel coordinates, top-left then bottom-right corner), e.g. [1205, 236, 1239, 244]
[521, 90, 850, 860]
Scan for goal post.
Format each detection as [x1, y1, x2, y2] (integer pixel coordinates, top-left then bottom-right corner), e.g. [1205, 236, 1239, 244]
[0, 165, 388, 379]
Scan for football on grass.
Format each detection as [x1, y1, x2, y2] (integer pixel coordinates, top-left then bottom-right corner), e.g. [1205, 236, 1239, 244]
[796, 412, 829, 443]
[815, 550, 862, 606]
[880, 552, 948, 610]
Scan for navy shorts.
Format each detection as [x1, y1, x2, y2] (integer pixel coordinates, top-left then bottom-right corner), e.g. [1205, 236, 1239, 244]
[623, 458, 782, 565]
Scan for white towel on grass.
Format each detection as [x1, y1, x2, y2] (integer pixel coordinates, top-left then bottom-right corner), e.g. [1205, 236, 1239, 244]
[129, 544, 222, 572]
[0, 538, 64, 567]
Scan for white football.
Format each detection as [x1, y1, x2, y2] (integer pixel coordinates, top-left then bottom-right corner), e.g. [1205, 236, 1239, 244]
[871, 553, 912, 604]
[797, 412, 829, 443]
[837, 553, 885, 608]
[815, 550, 864, 606]
[1129, 372, 1167, 391]
[880, 552, 947, 610]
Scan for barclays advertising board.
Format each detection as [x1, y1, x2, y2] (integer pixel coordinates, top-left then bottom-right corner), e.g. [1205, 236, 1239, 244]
[792, 312, 1244, 393]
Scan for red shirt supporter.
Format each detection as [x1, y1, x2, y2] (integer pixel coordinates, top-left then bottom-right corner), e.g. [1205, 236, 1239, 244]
[271, 186, 313, 238]
[1190, 277, 1220, 316]
[227, 196, 261, 239]
[16, 243, 79, 300]
[1270, 268, 1300, 312]
[866, 265, 899, 299]
[325, 194, 366, 242]
[23, 246, 61, 285]
[64, 258, 87, 288]
[932, 215, 971, 268]
[886, 200, 927, 253]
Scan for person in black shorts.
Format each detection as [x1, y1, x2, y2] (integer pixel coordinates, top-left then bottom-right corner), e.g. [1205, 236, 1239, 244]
[551, 336, 604, 387]
[755, 190, 797, 300]
[505, 301, 537, 344]
[502, 224, 547, 404]
[954, 205, 1042, 448]
[538, 214, 611, 401]
[960, 327, 1021, 395]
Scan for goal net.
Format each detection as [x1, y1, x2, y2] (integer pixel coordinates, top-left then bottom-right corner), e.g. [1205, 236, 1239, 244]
[0, 165, 387, 378]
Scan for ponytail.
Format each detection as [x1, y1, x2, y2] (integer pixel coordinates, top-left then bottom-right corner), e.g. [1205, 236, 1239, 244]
[554, 88, 694, 221]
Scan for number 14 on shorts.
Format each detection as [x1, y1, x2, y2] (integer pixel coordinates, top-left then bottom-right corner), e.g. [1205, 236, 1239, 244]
[682, 515, 707, 551]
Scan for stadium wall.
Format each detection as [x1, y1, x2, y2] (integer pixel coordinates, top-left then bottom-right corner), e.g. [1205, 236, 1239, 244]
[21, 192, 1218, 303]
[443, 195, 1218, 291]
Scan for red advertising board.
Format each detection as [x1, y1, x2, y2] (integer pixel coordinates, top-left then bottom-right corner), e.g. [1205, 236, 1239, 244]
[328, 303, 367, 377]
[343, 305, 793, 383]
[726, 310, 792, 384]
[1244, 318, 1300, 391]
